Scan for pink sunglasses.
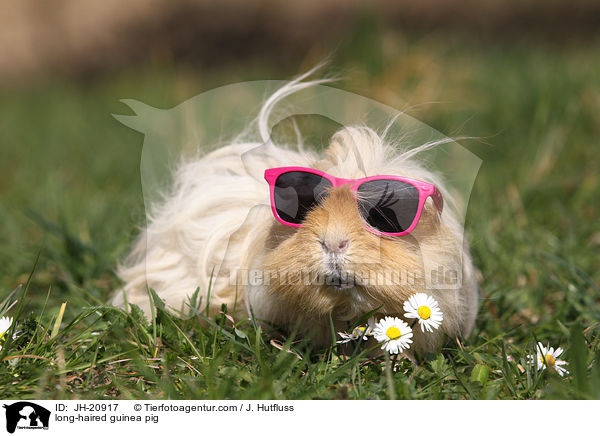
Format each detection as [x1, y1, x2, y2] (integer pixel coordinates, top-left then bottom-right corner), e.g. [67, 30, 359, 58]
[264, 167, 443, 236]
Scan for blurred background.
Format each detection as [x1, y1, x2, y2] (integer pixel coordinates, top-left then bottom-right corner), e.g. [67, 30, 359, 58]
[1, 0, 599, 318]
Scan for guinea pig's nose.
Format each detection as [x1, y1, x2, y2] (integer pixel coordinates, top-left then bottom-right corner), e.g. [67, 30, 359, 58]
[320, 238, 349, 255]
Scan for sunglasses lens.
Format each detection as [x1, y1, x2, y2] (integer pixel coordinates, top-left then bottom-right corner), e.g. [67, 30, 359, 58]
[356, 180, 420, 233]
[274, 171, 332, 224]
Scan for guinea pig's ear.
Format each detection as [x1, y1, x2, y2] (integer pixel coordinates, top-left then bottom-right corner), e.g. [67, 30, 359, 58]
[323, 128, 366, 169]
[417, 197, 442, 231]
[324, 133, 345, 159]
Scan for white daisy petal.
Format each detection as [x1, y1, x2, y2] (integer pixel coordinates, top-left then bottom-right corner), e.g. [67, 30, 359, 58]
[336, 318, 377, 344]
[0, 316, 13, 344]
[372, 316, 413, 354]
[554, 364, 569, 377]
[336, 332, 354, 344]
[0, 316, 12, 332]
[403, 293, 443, 333]
[367, 317, 377, 332]
[528, 342, 569, 376]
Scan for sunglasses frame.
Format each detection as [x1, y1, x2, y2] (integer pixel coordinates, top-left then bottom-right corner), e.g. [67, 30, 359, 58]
[264, 166, 443, 236]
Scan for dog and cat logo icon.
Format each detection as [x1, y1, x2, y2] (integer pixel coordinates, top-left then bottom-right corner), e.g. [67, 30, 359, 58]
[2, 402, 50, 433]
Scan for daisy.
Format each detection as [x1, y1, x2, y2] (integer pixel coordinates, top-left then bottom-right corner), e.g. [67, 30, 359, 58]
[403, 293, 443, 333]
[0, 316, 13, 350]
[528, 342, 569, 376]
[372, 316, 413, 354]
[337, 317, 376, 344]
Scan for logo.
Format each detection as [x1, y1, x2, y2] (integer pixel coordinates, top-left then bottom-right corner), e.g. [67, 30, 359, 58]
[2, 402, 50, 433]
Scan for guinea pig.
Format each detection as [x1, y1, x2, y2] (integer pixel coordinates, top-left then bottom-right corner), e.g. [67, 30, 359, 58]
[113, 75, 479, 356]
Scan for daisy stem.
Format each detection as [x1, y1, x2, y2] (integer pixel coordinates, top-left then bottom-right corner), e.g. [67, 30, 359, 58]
[385, 352, 396, 400]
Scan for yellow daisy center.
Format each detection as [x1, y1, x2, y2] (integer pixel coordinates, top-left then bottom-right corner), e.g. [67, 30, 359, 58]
[352, 326, 366, 337]
[417, 306, 431, 320]
[0, 332, 5, 342]
[542, 354, 556, 366]
[386, 326, 402, 340]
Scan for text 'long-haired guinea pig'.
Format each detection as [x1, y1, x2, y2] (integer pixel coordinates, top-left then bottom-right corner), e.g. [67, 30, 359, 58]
[113, 71, 479, 356]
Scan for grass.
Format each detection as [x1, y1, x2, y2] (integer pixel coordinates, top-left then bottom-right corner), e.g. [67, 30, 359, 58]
[1, 31, 599, 399]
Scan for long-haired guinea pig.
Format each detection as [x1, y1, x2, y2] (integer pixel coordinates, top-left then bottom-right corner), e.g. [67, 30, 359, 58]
[113, 75, 479, 355]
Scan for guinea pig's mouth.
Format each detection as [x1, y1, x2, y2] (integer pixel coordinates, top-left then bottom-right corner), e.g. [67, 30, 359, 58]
[324, 272, 357, 290]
